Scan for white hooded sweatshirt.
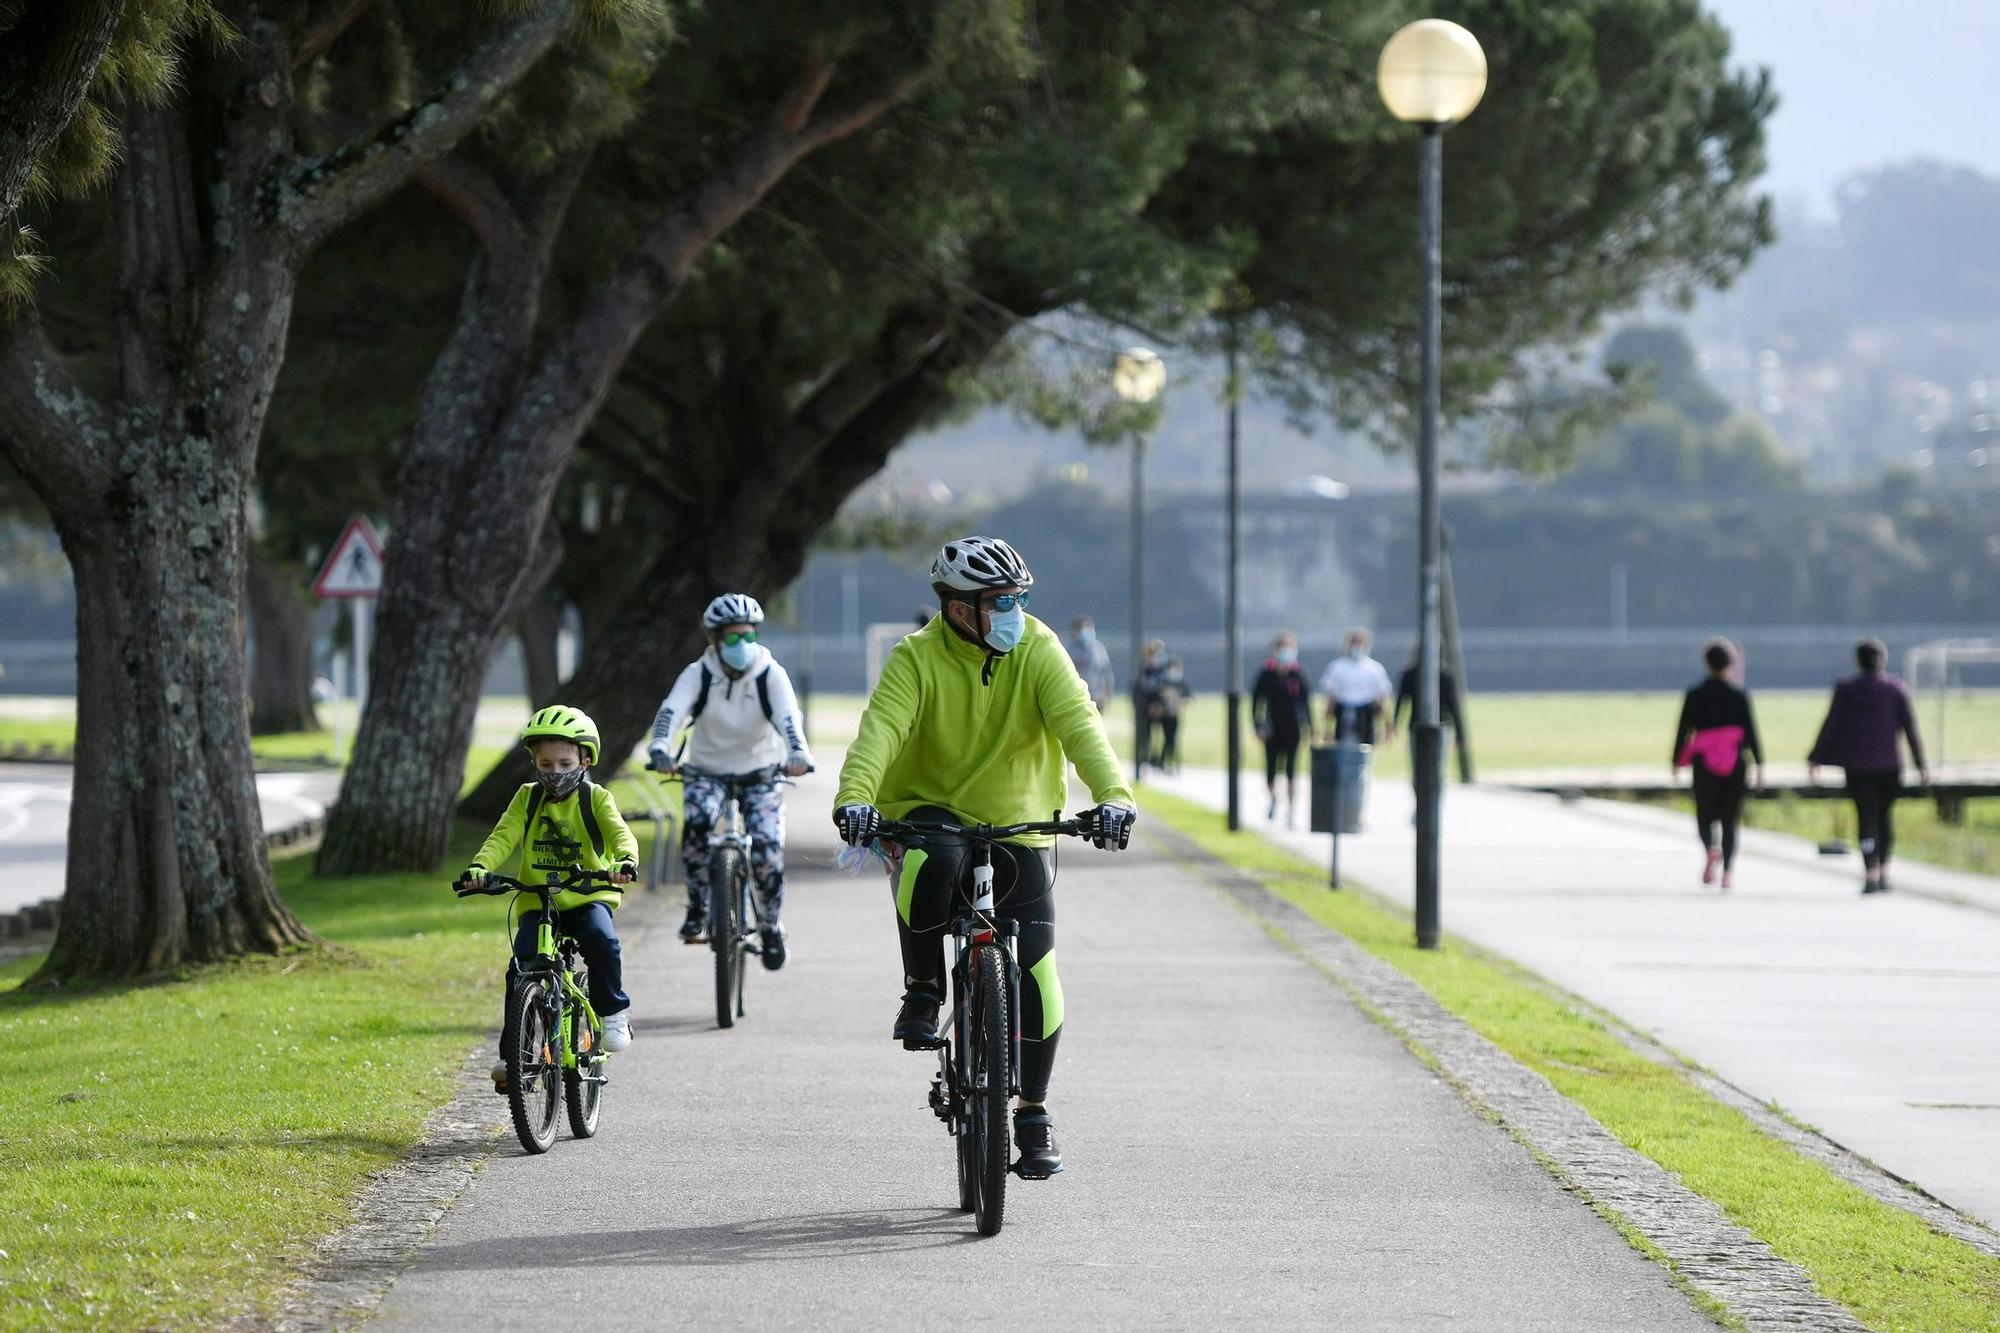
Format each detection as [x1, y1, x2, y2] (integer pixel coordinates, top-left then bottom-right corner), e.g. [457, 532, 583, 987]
[647, 643, 810, 776]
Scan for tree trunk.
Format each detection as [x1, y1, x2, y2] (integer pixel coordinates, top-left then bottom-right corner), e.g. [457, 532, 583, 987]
[248, 550, 322, 735]
[32, 465, 312, 984]
[313, 588, 498, 875]
[460, 314, 1013, 821]
[516, 593, 561, 709]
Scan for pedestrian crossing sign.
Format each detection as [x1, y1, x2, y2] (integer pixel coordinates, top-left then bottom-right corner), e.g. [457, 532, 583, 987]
[311, 514, 386, 598]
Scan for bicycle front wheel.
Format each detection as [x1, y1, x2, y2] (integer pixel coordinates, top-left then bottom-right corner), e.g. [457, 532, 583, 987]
[506, 975, 562, 1154]
[710, 847, 743, 1029]
[970, 944, 1012, 1236]
[565, 1005, 604, 1140]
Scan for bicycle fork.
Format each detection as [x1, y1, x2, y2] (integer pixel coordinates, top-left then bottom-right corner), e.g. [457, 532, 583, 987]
[966, 851, 1024, 1102]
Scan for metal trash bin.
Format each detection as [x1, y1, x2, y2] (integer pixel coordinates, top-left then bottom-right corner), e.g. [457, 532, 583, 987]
[1310, 741, 1370, 835]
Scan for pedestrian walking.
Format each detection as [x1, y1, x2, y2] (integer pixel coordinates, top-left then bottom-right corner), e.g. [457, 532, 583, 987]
[1808, 637, 1930, 894]
[1392, 654, 1467, 813]
[1136, 639, 1168, 771]
[1672, 638, 1764, 890]
[1154, 656, 1192, 773]
[1252, 631, 1313, 825]
[1066, 616, 1115, 711]
[1318, 627, 1393, 744]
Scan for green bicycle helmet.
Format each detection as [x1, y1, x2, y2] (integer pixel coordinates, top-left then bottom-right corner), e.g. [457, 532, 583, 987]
[520, 705, 600, 766]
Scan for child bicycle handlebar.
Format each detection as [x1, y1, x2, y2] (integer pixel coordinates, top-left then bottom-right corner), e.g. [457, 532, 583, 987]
[453, 865, 619, 897]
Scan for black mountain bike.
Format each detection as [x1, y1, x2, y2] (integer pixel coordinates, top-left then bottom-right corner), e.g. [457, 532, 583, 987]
[873, 813, 1092, 1237]
[453, 865, 616, 1154]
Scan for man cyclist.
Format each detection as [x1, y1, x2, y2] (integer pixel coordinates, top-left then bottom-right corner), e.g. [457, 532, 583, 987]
[648, 593, 813, 968]
[833, 536, 1136, 1179]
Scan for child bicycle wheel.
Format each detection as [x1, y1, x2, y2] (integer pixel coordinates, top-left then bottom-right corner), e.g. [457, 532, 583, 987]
[506, 974, 563, 1154]
[564, 1004, 604, 1140]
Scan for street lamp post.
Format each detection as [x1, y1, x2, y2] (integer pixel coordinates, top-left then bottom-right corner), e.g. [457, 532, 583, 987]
[1115, 348, 1166, 785]
[1224, 323, 1244, 830]
[1378, 19, 1486, 951]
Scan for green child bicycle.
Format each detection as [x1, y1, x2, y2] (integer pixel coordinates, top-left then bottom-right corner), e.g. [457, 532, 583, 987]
[454, 865, 616, 1154]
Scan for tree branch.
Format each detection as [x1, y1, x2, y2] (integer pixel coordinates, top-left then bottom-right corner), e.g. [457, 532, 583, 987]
[0, 0, 125, 229]
[294, 0, 380, 69]
[416, 156, 526, 258]
[0, 316, 115, 519]
[276, 0, 575, 249]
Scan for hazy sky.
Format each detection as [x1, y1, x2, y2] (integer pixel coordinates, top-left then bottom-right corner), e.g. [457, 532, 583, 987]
[1705, 0, 2000, 211]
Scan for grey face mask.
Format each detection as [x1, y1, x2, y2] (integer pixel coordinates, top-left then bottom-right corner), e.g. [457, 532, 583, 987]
[537, 767, 586, 801]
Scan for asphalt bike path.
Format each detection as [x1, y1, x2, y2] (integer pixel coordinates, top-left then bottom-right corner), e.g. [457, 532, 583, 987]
[0, 763, 340, 914]
[371, 768, 1710, 1330]
[1154, 765, 2000, 1232]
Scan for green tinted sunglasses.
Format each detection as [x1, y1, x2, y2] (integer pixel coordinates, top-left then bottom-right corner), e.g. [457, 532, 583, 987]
[720, 630, 759, 646]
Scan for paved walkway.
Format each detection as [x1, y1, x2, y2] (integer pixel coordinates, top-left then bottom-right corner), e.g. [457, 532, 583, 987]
[0, 763, 341, 914]
[1152, 764, 2000, 1230]
[370, 770, 1711, 1330]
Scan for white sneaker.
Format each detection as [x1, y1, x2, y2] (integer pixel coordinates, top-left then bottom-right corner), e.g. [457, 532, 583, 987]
[602, 1010, 632, 1053]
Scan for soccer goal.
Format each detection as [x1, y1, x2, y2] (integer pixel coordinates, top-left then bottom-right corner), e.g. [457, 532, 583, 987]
[866, 622, 919, 690]
[1905, 638, 2000, 766]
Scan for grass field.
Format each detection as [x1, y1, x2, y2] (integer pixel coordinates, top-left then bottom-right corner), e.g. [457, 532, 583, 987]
[1078, 688, 2000, 779]
[1146, 787, 2000, 1333]
[0, 822, 668, 1330]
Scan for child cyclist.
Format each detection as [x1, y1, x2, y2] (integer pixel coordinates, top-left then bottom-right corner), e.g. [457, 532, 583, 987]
[460, 706, 638, 1091]
[647, 593, 814, 967]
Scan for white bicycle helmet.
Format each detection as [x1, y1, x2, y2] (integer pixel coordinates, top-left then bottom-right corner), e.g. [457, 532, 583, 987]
[702, 593, 765, 629]
[931, 536, 1034, 593]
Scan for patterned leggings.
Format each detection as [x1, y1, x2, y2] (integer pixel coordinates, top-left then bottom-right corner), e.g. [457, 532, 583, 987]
[682, 775, 787, 921]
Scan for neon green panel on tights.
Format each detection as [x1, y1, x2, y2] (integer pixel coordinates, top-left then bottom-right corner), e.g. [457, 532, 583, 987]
[896, 848, 929, 925]
[1028, 950, 1063, 1038]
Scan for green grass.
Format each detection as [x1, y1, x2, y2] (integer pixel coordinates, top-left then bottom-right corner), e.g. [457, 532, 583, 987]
[1067, 688, 2000, 779]
[1648, 791, 2000, 878]
[1143, 786, 2000, 1333]
[0, 829, 568, 1330]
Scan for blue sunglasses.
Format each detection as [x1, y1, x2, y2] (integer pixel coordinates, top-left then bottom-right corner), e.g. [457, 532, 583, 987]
[983, 592, 1029, 612]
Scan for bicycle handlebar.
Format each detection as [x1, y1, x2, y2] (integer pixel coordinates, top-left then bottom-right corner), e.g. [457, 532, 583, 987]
[874, 814, 1093, 844]
[453, 865, 619, 897]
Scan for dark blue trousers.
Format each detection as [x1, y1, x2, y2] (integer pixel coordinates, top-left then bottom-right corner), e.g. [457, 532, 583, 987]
[509, 901, 629, 1018]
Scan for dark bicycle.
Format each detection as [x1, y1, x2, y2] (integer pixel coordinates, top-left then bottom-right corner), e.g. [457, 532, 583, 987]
[453, 865, 616, 1154]
[872, 812, 1093, 1237]
[650, 761, 796, 1029]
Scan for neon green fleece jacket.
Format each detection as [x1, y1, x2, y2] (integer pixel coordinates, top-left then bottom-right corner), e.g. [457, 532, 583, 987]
[468, 781, 638, 912]
[835, 614, 1135, 847]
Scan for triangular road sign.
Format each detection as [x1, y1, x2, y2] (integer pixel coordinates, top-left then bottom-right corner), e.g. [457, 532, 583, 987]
[312, 514, 386, 599]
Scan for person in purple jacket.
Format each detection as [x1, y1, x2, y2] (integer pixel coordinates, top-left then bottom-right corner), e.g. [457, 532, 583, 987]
[1808, 637, 1931, 894]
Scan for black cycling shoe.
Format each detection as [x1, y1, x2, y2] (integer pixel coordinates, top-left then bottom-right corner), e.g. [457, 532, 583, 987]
[759, 921, 787, 971]
[679, 908, 707, 943]
[1013, 1108, 1064, 1178]
[893, 986, 943, 1048]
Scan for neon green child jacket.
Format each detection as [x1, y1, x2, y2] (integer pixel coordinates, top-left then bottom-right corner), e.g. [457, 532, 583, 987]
[469, 781, 639, 912]
[835, 614, 1135, 846]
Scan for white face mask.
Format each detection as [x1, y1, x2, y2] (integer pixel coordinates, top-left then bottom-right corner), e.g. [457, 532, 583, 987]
[1347, 646, 1366, 661]
[1276, 647, 1298, 666]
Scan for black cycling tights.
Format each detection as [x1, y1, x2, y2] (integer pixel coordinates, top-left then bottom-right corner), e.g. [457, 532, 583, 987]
[893, 806, 1061, 1104]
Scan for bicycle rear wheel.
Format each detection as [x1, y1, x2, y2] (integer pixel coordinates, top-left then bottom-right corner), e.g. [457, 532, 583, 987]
[564, 1002, 604, 1139]
[970, 944, 1011, 1236]
[710, 847, 743, 1029]
[506, 975, 562, 1154]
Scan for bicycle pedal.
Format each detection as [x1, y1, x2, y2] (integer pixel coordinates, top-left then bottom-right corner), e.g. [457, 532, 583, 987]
[1011, 1161, 1064, 1180]
[902, 1035, 947, 1051]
